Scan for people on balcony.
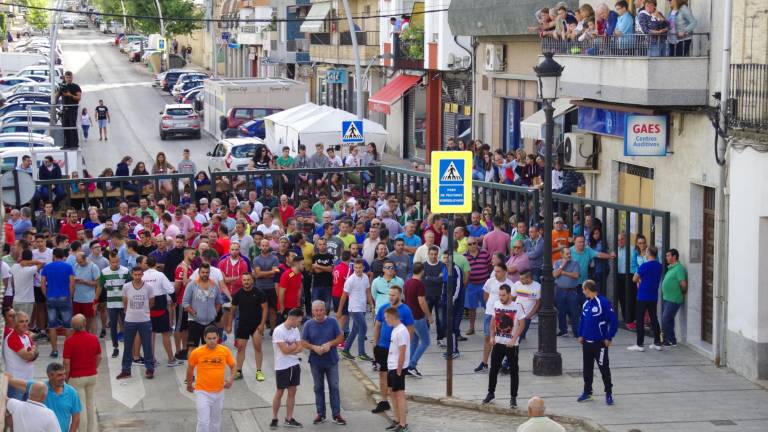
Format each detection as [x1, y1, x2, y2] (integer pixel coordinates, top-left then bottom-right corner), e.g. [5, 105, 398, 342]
[637, 0, 668, 56]
[667, 0, 698, 56]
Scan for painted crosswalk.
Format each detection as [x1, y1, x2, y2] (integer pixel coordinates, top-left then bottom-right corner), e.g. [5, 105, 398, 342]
[104, 340, 146, 409]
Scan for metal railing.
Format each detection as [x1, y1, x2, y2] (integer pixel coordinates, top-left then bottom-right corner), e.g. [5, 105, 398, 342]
[392, 33, 424, 70]
[540, 33, 709, 57]
[310, 33, 332, 46]
[33, 164, 670, 306]
[340, 31, 379, 46]
[728, 63, 768, 132]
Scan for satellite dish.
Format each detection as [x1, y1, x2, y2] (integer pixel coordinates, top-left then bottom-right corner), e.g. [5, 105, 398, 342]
[1, 171, 36, 207]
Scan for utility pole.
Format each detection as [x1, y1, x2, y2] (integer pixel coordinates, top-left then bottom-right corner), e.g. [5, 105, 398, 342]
[340, 0, 363, 119]
[119, 0, 127, 30]
[49, 0, 63, 125]
[154, 0, 166, 71]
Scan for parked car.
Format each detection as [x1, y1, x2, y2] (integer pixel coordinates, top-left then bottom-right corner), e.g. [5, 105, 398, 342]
[238, 119, 266, 139]
[0, 102, 50, 117]
[162, 70, 187, 92]
[0, 77, 36, 90]
[61, 17, 75, 30]
[158, 104, 201, 140]
[2, 83, 52, 98]
[1, 112, 51, 125]
[128, 41, 148, 62]
[172, 80, 204, 98]
[207, 138, 265, 172]
[16, 66, 64, 82]
[0, 122, 49, 134]
[178, 88, 201, 104]
[75, 17, 89, 28]
[3, 93, 52, 105]
[119, 35, 146, 53]
[0, 132, 54, 148]
[171, 72, 208, 93]
[219, 107, 282, 132]
[16, 75, 49, 83]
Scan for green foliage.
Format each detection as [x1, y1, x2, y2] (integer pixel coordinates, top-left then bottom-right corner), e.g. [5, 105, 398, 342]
[92, 0, 203, 36]
[400, 24, 424, 59]
[25, 0, 50, 30]
[0, 14, 6, 36]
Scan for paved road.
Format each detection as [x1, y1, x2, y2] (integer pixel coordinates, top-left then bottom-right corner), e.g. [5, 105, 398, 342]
[57, 28, 216, 175]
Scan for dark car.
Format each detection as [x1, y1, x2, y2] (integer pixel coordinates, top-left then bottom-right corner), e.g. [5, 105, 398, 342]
[4, 93, 50, 105]
[0, 102, 50, 117]
[162, 70, 186, 92]
[218, 107, 282, 132]
[238, 119, 266, 139]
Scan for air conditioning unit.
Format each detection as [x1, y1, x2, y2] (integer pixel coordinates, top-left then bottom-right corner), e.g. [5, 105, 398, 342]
[484, 44, 504, 71]
[563, 132, 595, 168]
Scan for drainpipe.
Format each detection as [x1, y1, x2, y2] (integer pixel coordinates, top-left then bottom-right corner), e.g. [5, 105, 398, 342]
[714, 0, 733, 368]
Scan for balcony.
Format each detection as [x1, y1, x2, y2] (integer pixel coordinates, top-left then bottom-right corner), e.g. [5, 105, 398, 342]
[393, 32, 424, 70]
[340, 31, 379, 46]
[540, 34, 710, 106]
[728, 63, 768, 132]
[310, 33, 331, 45]
[310, 31, 380, 65]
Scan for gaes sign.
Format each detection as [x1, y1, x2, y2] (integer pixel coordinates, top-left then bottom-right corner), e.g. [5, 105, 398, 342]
[624, 114, 668, 156]
[430, 151, 473, 213]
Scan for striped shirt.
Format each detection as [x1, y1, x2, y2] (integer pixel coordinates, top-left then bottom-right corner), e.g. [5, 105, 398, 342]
[100, 266, 130, 309]
[464, 249, 491, 285]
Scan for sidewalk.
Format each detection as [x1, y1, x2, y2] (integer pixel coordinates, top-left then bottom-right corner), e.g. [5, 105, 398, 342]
[351, 315, 768, 432]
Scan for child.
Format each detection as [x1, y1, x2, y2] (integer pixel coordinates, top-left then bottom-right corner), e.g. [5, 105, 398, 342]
[577, 279, 619, 405]
[385, 306, 410, 432]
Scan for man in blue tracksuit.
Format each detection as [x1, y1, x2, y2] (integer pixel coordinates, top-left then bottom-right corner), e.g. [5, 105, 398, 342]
[577, 279, 618, 405]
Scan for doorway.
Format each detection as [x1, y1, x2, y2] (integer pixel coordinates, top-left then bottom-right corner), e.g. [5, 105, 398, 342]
[701, 187, 715, 343]
[617, 162, 655, 243]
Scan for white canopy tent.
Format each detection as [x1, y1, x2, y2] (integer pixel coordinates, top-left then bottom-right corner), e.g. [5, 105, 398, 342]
[264, 103, 388, 158]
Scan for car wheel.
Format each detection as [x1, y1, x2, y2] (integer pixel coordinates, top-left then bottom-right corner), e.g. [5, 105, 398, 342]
[195, 131, 201, 139]
[160, 132, 166, 140]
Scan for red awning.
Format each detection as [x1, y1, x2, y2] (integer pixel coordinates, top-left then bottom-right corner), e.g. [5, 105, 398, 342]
[368, 74, 421, 115]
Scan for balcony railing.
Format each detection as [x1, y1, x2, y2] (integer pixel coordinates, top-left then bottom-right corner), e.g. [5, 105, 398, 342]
[310, 32, 331, 46]
[340, 31, 379, 46]
[541, 33, 709, 57]
[393, 33, 424, 70]
[729, 63, 768, 132]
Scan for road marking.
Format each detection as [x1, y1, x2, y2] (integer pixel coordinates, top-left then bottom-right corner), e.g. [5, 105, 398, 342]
[174, 358, 196, 401]
[105, 341, 146, 409]
[231, 410, 262, 432]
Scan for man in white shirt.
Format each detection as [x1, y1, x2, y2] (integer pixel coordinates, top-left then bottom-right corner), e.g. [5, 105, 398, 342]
[4, 311, 39, 400]
[6, 381, 61, 431]
[413, 230, 440, 265]
[516, 396, 565, 432]
[11, 250, 44, 317]
[513, 270, 542, 342]
[475, 263, 513, 373]
[140, 256, 178, 367]
[385, 306, 410, 432]
[270, 308, 305, 429]
[257, 212, 280, 237]
[483, 284, 526, 409]
[339, 259, 373, 359]
[32, 235, 53, 333]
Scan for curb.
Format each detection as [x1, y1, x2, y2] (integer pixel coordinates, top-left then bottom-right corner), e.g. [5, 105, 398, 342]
[342, 358, 608, 432]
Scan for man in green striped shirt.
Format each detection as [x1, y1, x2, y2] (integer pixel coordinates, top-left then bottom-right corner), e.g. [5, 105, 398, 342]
[97, 250, 130, 359]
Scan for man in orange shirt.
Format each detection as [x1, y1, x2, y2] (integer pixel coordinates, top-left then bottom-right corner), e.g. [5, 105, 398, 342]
[186, 325, 236, 432]
[552, 217, 571, 261]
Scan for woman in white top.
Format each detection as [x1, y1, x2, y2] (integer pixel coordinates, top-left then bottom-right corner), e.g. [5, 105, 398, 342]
[80, 108, 92, 140]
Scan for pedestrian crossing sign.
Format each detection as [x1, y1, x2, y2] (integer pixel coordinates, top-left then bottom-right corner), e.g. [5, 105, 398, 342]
[341, 120, 364, 143]
[431, 151, 473, 213]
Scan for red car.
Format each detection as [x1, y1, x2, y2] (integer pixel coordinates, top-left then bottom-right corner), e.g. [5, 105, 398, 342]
[218, 107, 282, 132]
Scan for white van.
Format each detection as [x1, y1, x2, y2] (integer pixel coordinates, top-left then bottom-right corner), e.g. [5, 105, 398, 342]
[0, 147, 83, 177]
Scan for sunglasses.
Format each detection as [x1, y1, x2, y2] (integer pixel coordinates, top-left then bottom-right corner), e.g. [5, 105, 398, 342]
[467, 242, 477, 245]
[383, 266, 395, 270]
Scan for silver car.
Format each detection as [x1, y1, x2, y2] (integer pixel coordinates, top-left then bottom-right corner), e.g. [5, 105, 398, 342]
[158, 104, 201, 140]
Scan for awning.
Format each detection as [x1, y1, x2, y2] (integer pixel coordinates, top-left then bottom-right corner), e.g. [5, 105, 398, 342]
[299, 2, 332, 33]
[520, 99, 576, 140]
[368, 74, 421, 115]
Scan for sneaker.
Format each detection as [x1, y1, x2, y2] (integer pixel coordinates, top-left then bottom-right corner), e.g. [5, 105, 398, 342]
[331, 415, 347, 425]
[175, 350, 188, 361]
[166, 359, 180, 367]
[556, 330, 568, 337]
[385, 421, 399, 431]
[116, 371, 131, 380]
[233, 371, 244, 380]
[50, 350, 58, 358]
[437, 339, 446, 348]
[313, 415, 326, 425]
[111, 348, 119, 358]
[510, 398, 518, 409]
[340, 350, 354, 360]
[474, 362, 488, 373]
[145, 370, 154, 379]
[650, 344, 662, 351]
[393, 425, 409, 432]
[625, 322, 637, 331]
[465, 329, 475, 336]
[458, 335, 468, 342]
[357, 353, 373, 362]
[256, 370, 266, 382]
[133, 356, 145, 365]
[117, 331, 124, 342]
[100, 329, 106, 339]
[284, 418, 302, 428]
[577, 392, 592, 402]
[406, 367, 422, 378]
[269, 419, 279, 429]
[442, 351, 460, 360]
[371, 400, 390, 413]
[606, 393, 614, 405]
[627, 345, 645, 352]
[482, 392, 495, 404]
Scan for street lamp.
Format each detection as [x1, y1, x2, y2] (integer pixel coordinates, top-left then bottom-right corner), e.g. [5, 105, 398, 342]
[532, 52, 563, 377]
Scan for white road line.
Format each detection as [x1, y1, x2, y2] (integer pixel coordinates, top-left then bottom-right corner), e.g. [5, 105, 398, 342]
[231, 409, 262, 432]
[174, 358, 196, 401]
[105, 341, 146, 409]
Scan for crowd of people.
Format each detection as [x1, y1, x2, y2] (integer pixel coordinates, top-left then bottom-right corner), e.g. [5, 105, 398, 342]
[533, 0, 699, 57]
[1, 139, 689, 431]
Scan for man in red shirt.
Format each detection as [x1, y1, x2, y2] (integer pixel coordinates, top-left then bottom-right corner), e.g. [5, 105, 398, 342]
[173, 247, 195, 360]
[278, 194, 295, 224]
[332, 251, 353, 339]
[219, 242, 249, 332]
[60, 209, 84, 242]
[4, 311, 38, 400]
[278, 257, 303, 318]
[212, 226, 231, 257]
[63, 314, 101, 432]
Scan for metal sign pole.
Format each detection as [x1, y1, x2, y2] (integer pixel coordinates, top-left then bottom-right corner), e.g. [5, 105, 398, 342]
[446, 214, 455, 397]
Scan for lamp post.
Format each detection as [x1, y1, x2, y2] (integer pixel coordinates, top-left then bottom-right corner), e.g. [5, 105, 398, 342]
[532, 52, 564, 376]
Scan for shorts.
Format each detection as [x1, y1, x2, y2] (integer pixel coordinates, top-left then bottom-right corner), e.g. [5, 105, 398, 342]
[262, 288, 277, 309]
[275, 364, 301, 389]
[72, 302, 95, 319]
[483, 314, 493, 337]
[46, 297, 73, 329]
[175, 304, 189, 332]
[235, 321, 262, 340]
[332, 296, 349, 316]
[98, 287, 107, 303]
[98, 119, 107, 129]
[34, 286, 46, 303]
[465, 283, 485, 309]
[12, 302, 34, 318]
[151, 312, 171, 333]
[387, 370, 406, 392]
[374, 346, 388, 371]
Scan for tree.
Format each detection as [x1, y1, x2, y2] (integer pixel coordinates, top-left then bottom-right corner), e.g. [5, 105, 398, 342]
[24, 0, 50, 30]
[124, 0, 202, 37]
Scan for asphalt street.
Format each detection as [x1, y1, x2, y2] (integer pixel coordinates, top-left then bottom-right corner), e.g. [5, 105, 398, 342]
[57, 28, 217, 176]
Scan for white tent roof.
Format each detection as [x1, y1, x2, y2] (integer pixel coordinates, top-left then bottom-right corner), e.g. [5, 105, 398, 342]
[288, 108, 387, 136]
[263, 102, 321, 125]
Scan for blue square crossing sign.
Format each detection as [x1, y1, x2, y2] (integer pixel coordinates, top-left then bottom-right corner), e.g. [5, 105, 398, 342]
[341, 120, 364, 143]
[430, 151, 473, 213]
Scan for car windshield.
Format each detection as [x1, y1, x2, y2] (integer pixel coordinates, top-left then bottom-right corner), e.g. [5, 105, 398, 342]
[166, 108, 193, 116]
[231, 144, 257, 158]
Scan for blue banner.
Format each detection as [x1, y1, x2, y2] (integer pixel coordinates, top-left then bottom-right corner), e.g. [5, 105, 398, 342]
[326, 68, 348, 85]
[577, 107, 628, 138]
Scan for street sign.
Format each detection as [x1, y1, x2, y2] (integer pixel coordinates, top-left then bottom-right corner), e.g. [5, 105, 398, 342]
[221, 32, 231, 41]
[0, 170, 35, 207]
[430, 151, 473, 213]
[341, 120, 364, 144]
[228, 42, 241, 49]
[326, 68, 348, 85]
[157, 38, 165, 50]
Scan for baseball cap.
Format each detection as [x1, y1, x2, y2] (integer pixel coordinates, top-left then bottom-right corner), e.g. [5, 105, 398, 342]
[554, 216, 564, 223]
